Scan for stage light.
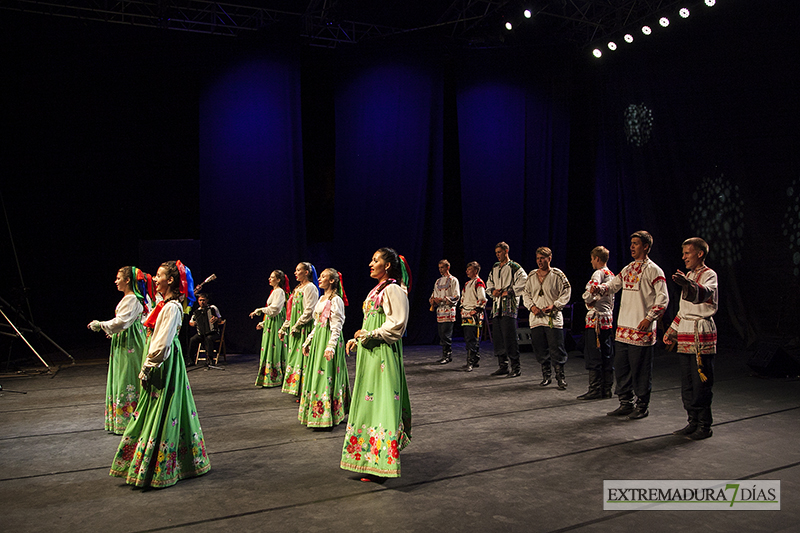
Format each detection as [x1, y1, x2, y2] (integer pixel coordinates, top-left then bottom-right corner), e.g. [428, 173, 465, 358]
[608, 42, 617, 51]
[524, 9, 532, 18]
[505, 21, 513, 30]
[659, 17, 670, 27]
[593, 49, 602, 58]
[705, 0, 715, 6]
[679, 8, 690, 18]
[624, 34, 634, 43]
[642, 25, 652, 35]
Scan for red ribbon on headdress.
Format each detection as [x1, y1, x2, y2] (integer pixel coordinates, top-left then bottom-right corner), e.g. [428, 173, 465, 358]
[338, 272, 349, 306]
[399, 254, 412, 291]
[176, 260, 188, 300]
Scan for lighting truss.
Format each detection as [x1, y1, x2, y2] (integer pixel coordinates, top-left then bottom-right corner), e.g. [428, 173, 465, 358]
[535, 0, 688, 48]
[0, 0, 297, 36]
[300, 0, 403, 48]
[436, 0, 512, 38]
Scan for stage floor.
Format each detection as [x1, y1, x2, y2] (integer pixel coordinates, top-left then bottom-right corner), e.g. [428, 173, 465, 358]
[1, 342, 798, 532]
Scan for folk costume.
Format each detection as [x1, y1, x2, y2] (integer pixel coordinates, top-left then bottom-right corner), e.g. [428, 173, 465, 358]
[522, 267, 572, 388]
[341, 270, 411, 478]
[95, 294, 146, 434]
[430, 273, 460, 363]
[298, 292, 350, 427]
[486, 260, 528, 375]
[254, 286, 287, 387]
[597, 258, 668, 417]
[110, 262, 211, 488]
[89, 267, 153, 435]
[665, 265, 718, 437]
[579, 267, 616, 399]
[280, 279, 320, 396]
[460, 276, 487, 370]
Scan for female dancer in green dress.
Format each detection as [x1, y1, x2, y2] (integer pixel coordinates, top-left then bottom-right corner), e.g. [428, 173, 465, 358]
[88, 266, 148, 435]
[251, 269, 289, 387]
[110, 260, 211, 488]
[298, 268, 351, 427]
[341, 248, 412, 480]
[279, 262, 319, 397]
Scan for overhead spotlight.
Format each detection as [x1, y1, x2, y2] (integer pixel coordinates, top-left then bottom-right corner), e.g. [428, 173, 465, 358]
[593, 49, 602, 58]
[624, 34, 634, 43]
[642, 25, 652, 35]
[705, 0, 715, 6]
[608, 42, 617, 51]
[505, 21, 513, 30]
[524, 9, 532, 18]
[659, 17, 670, 27]
[679, 8, 690, 18]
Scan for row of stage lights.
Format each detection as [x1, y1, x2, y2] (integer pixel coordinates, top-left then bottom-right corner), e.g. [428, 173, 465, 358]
[502, 0, 719, 59]
[591, 0, 719, 59]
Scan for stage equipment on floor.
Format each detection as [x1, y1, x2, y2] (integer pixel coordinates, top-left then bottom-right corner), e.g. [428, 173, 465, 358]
[1, 191, 73, 374]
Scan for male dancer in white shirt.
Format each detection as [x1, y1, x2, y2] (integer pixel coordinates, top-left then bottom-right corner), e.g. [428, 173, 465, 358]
[522, 247, 571, 389]
[592, 231, 668, 420]
[430, 259, 460, 364]
[486, 242, 528, 377]
[664, 237, 718, 440]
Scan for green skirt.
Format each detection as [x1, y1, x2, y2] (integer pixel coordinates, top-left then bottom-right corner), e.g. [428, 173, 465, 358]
[282, 322, 313, 396]
[298, 325, 351, 427]
[105, 321, 147, 434]
[109, 338, 211, 488]
[255, 310, 287, 388]
[340, 310, 411, 477]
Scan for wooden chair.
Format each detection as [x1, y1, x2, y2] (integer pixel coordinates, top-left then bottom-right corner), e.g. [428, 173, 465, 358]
[195, 319, 227, 365]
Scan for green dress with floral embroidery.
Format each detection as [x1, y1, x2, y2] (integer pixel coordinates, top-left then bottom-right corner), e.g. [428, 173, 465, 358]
[341, 283, 411, 478]
[105, 319, 147, 434]
[110, 300, 210, 488]
[255, 306, 287, 388]
[298, 296, 351, 427]
[281, 287, 316, 396]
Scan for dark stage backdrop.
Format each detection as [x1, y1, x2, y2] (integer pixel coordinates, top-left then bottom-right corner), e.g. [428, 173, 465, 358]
[1, 3, 798, 363]
[589, 0, 800, 345]
[197, 50, 573, 350]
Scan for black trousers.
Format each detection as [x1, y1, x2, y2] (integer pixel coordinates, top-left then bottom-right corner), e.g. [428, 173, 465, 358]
[531, 326, 568, 365]
[492, 316, 520, 371]
[584, 328, 614, 372]
[437, 321, 454, 349]
[678, 352, 715, 426]
[463, 325, 481, 364]
[614, 341, 653, 406]
[189, 332, 220, 364]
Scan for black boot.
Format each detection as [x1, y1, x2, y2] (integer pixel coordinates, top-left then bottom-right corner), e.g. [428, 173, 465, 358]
[463, 351, 477, 372]
[689, 426, 713, 440]
[555, 363, 567, 390]
[437, 346, 452, 364]
[628, 401, 649, 420]
[577, 370, 603, 400]
[539, 361, 552, 386]
[491, 361, 509, 376]
[602, 369, 614, 399]
[607, 399, 634, 416]
[689, 408, 713, 440]
[673, 410, 698, 435]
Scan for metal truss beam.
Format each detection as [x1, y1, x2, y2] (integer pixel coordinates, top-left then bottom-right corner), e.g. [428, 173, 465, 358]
[0, 0, 298, 36]
[437, 0, 512, 37]
[535, 0, 694, 48]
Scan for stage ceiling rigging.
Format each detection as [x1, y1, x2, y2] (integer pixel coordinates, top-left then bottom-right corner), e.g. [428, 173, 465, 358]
[2, 0, 707, 50]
